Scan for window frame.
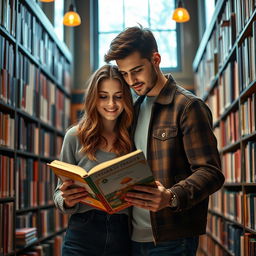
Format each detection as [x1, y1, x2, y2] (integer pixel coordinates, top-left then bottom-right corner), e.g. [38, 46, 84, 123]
[92, 0, 181, 73]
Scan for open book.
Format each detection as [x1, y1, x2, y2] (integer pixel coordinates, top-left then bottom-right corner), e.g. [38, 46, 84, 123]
[47, 149, 155, 214]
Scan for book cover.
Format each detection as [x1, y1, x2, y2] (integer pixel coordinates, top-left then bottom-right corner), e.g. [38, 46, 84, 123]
[48, 149, 155, 214]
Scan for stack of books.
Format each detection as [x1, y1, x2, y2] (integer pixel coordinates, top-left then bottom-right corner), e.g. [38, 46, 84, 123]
[16, 227, 37, 247]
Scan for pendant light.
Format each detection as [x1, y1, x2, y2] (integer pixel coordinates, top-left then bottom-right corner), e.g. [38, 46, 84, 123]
[63, 2, 81, 27]
[39, 0, 55, 2]
[172, 0, 190, 23]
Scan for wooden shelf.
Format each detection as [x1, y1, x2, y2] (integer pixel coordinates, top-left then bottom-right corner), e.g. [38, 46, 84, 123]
[193, 0, 256, 254]
[0, 0, 71, 255]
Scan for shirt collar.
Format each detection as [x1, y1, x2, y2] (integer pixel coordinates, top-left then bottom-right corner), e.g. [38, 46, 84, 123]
[155, 74, 177, 105]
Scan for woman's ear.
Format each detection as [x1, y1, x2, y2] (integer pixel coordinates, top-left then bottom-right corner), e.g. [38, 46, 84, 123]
[151, 52, 161, 66]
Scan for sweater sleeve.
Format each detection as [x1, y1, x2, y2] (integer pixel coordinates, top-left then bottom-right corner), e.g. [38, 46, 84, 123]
[53, 127, 90, 214]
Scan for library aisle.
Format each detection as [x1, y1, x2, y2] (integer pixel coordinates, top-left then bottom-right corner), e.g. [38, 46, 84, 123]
[194, 0, 256, 255]
[0, 0, 70, 255]
[0, 0, 256, 255]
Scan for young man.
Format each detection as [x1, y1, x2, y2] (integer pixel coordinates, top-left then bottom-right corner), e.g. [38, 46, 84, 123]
[104, 26, 225, 256]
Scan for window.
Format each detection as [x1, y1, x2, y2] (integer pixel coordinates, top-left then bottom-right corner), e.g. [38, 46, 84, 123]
[97, 0, 180, 71]
[54, 0, 64, 41]
[204, 0, 215, 28]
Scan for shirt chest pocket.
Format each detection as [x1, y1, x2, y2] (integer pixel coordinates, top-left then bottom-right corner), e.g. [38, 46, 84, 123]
[153, 126, 178, 141]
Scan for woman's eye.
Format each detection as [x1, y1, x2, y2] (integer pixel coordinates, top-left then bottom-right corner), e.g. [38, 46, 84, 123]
[99, 95, 107, 99]
[115, 95, 122, 100]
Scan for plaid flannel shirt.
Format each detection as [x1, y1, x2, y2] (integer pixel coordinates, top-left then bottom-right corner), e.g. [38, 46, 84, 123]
[131, 75, 225, 242]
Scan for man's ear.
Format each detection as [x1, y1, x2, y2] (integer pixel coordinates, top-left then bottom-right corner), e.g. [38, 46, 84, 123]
[151, 52, 161, 66]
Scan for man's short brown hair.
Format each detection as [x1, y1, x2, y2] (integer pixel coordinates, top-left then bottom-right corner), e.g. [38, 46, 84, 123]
[104, 26, 158, 62]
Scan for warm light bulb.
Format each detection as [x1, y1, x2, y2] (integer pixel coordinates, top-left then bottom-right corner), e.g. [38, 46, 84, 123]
[172, 7, 190, 23]
[40, 0, 54, 2]
[69, 14, 75, 24]
[63, 7, 81, 27]
[178, 10, 183, 18]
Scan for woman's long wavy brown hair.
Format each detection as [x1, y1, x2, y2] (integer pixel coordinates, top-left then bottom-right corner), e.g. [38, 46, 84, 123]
[77, 64, 133, 161]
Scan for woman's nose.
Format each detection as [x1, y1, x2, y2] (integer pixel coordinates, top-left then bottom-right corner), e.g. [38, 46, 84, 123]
[107, 97, 115, 106]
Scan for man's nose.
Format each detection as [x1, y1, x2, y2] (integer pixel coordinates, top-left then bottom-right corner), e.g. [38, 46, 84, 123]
[127, 73, 136, 86]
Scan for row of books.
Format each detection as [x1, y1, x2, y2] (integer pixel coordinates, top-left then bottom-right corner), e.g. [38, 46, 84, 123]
[213, 108, 240, 148]
[17, 52, 70, 129]
[241, 93, 256, 136]
[0, 41, 70, 114]
[217, 0, 236, 68]
[244, 141, 256, 183]
[194, 1, 256, 255]
[0, 0, 16, 37]
[17, 235, 63, 256]
[209, 190, 256, 230]
[0, 111, 15, 148]
[0, 36, 15, 106]
[209, 190, 222, 214]
[198, 235, 227, 256]
[218, 0, 256, 70]
[0, 35, 15, 78]
[207, 213, 256, 256]
[1, 0, 72, 254]
[0, 51, 71, 133]
[17, 2, 71, 88]
[213, 133, 256, 184]
[244, 193, 256, 230]
[205, 61, 239, 123]
[0, 155, 14, 198]
[16, 158, 56, 210]
[238, 23, 256, 92]
[16, 116, 64, 157]
[0, 202, 14, 254]
[223, 190, 243, 223]
[222, 149, 241, 183]
[16, 208, 68, 240]
[195, 16, 256, 100]
[17, 117, 39, 154]
[234, 0, 256, 36]
[210, 190, 256, 230]
[17, 53, 40, 117]
[40, 129, 56, 158]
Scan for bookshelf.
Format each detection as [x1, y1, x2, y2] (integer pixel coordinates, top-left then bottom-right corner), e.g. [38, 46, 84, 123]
[0, 0, 71, 255]
[193, 0, 256, 255]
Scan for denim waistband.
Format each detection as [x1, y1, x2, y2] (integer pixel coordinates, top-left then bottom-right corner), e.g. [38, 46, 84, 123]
[78, 210, 128, 222]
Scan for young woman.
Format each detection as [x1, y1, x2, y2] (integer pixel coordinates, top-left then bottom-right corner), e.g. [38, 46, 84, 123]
[53, 64, 133, 256]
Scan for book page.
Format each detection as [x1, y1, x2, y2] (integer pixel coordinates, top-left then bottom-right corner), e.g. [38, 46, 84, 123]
[88, 150, 142, 175]
[90, 160, 154, 209]
[48, 160, 88, 177]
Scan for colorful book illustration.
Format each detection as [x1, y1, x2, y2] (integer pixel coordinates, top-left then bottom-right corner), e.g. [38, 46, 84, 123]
[48, 149, 155, 214]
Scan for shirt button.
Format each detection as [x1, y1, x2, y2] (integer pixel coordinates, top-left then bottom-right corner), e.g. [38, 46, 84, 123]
[162, 132, 166, 137]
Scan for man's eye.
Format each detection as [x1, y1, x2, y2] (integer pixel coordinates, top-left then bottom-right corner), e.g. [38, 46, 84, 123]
[121, 73, 127, 77]
[134, 69, 142, 73]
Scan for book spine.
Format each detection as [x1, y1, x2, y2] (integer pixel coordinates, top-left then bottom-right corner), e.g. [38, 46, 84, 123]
[84, 176, 113, 214]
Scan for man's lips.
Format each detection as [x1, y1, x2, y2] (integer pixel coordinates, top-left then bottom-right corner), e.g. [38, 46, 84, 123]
[132, 82, 143, 90]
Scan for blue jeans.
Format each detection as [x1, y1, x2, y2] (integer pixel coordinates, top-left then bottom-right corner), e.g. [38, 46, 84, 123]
[132, 237, 199, 256]
[62, 210, 131, 256]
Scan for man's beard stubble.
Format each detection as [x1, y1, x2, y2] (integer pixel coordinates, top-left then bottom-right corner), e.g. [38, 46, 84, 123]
[141, 63, 158, 96]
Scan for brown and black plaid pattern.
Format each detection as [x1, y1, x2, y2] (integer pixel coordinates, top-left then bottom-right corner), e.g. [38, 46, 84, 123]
[131, 75, 225, 241]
